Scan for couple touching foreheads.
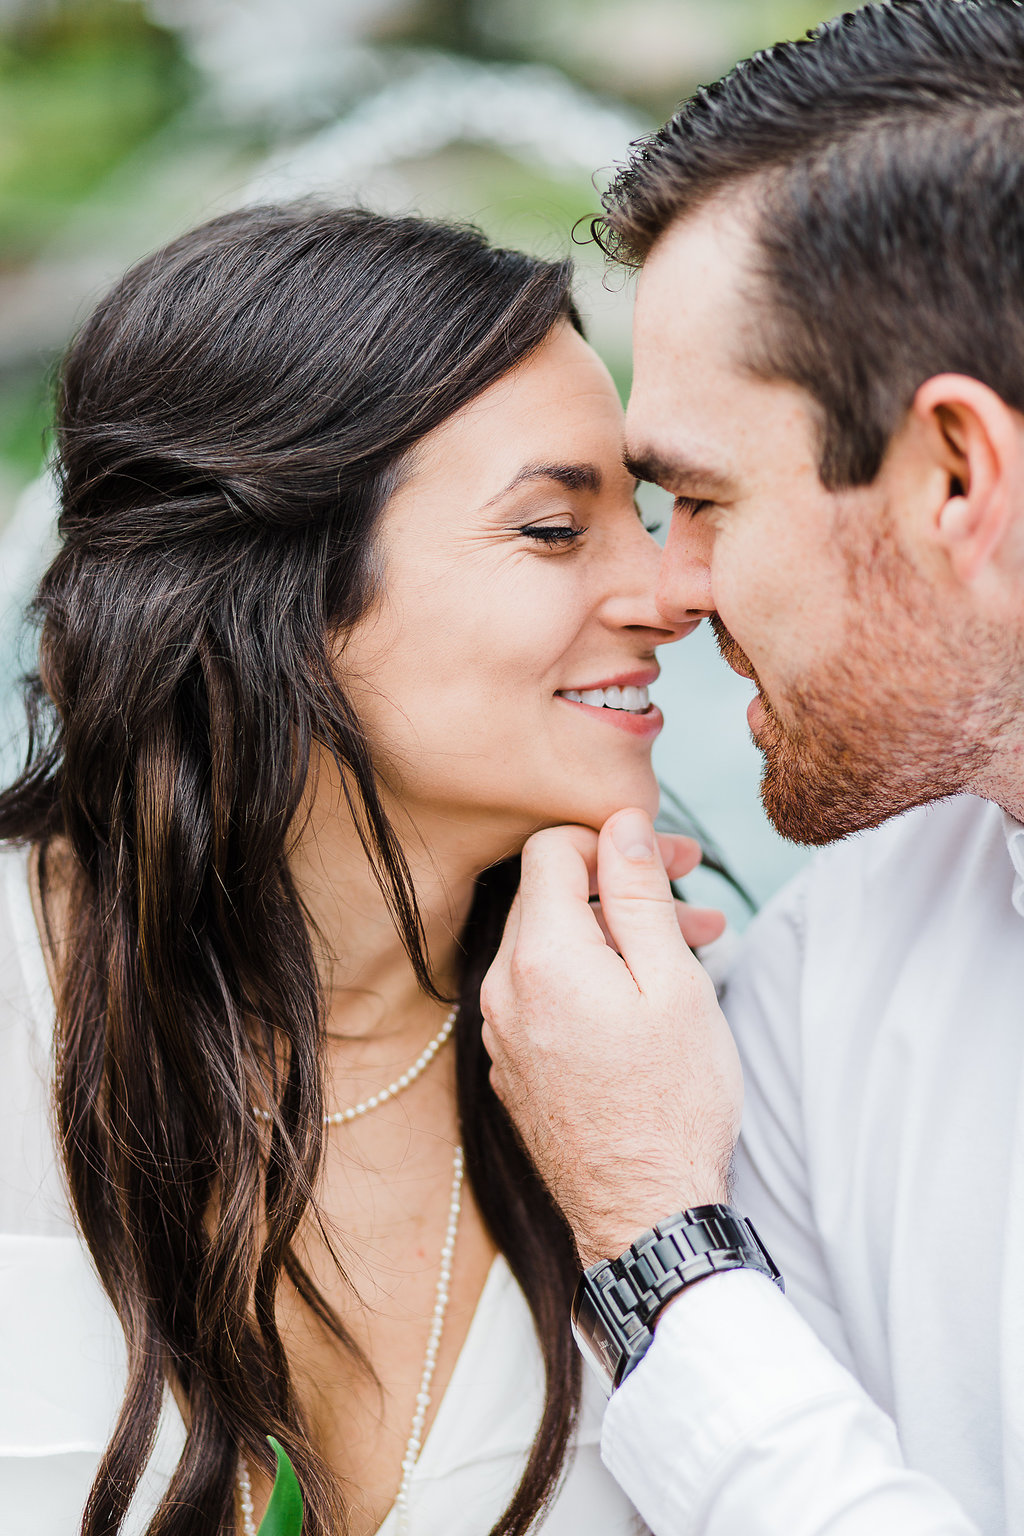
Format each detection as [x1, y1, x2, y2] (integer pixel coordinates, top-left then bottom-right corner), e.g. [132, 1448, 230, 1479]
[1, 2, 1020, 1534]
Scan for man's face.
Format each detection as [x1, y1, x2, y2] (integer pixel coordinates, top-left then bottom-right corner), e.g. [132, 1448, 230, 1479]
[627, 200, 1000, 844]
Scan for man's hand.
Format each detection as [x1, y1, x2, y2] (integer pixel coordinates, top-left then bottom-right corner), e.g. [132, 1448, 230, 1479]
[480, 807, 743, 1268]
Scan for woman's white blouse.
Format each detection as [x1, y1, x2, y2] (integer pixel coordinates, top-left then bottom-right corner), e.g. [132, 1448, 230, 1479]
[0, 843, 643, 1535]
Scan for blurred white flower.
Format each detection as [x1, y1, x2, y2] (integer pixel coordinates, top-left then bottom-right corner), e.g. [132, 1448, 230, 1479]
[245, 53, 646, 202]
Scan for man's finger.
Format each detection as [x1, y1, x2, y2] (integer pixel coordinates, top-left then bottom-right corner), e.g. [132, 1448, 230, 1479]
[487, 885, 521, 986]
[590, 895, 727, 952]
[677, 904, 728, 949]
[657, 833, 703, 882]
[516, 824, 607, 954]
[596, 808, 699, 985]
[480, 887, 521, 1031]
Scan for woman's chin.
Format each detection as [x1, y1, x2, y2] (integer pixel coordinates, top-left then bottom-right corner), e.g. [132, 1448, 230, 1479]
[526, 777, 662, 838]
[452, 775, 664, 869]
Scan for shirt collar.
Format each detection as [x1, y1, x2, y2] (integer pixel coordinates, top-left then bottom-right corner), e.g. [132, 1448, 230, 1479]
[1002, 811, 1024, 919]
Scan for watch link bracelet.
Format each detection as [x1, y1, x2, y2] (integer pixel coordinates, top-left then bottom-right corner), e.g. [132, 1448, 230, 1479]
[570, 1203, 784, 1395]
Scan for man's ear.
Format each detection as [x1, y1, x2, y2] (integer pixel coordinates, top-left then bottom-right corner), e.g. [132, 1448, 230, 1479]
[912, 374, 1021, 585]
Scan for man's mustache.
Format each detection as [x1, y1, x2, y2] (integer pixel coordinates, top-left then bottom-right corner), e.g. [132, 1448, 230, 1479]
[708, 614, 762, 691]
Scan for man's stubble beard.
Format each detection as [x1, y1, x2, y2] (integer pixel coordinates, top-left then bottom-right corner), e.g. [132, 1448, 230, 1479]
[709, 529, 1011, 846]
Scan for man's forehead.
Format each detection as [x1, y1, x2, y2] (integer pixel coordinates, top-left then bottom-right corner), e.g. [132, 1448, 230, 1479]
[634, 196, 761, 358]
[625, 193, 810, 500]
[627, 294, 749, 492]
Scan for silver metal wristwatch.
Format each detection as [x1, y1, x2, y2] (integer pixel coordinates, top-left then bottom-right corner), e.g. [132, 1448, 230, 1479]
[570, 1203, 784, 1395]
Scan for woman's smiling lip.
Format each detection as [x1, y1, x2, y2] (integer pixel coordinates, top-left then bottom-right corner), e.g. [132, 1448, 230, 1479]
[558, 668, 659, 692]
[554, 668, 663, 739]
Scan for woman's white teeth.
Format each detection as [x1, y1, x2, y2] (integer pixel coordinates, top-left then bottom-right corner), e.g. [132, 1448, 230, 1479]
[560, 685, 650, 712]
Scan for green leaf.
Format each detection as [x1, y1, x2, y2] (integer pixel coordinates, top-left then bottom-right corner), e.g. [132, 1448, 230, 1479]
[255, 1436, 304, 1536]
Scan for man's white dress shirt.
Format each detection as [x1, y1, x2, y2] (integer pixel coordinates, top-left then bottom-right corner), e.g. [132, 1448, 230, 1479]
[602, 793, 1024, 1535]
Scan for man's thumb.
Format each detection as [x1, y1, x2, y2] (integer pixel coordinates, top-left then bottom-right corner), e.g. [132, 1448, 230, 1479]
[597, 809, 693, 984]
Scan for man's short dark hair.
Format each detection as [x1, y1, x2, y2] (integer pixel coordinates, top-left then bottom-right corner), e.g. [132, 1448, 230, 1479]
[598, 0, 1024, 487]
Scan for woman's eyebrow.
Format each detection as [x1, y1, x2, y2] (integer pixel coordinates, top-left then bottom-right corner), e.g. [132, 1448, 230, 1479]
[481, 461, 602, 509]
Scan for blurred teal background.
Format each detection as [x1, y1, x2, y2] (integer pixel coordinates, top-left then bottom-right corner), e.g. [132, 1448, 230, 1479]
[0, 0, 860, 921]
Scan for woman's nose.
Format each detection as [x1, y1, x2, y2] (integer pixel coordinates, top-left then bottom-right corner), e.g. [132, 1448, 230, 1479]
[600, 521, 696, 643]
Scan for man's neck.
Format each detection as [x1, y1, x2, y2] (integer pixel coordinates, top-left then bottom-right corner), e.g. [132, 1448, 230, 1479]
[969, 730, 1024, 827]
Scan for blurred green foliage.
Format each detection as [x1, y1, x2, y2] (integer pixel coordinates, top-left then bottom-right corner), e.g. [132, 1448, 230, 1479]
[0, 0, 192, 261]
[0, 0, 855, 499]
[0, 368, 51, 480]
[452, 0, 867, 116]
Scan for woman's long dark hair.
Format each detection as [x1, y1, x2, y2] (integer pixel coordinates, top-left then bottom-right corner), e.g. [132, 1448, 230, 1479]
[0, 204, 586, 1536]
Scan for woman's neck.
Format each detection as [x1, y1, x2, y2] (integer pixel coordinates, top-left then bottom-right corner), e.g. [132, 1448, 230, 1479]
[288, 748, 487, 1068]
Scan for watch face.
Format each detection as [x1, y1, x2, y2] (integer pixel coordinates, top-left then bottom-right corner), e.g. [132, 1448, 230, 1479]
[570, 1291, 618, 1398]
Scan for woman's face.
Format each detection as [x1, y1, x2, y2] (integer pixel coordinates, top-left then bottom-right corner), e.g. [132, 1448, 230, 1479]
[340, 322, 692, 857]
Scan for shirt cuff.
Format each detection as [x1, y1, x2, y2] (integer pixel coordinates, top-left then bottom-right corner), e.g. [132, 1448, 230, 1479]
[600, 1268, 978, 1536]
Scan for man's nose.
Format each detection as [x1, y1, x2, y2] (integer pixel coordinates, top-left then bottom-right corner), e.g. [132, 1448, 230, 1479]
[655, 510, 716, 625]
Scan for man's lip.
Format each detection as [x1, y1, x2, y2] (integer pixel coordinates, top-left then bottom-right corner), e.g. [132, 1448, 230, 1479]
[556, 668, 659, 692]
[726, 657, 755, 682]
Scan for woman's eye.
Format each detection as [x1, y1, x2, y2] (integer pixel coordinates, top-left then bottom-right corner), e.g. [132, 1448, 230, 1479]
[644, 520, 663, 536]
[518, 524, 587, 545]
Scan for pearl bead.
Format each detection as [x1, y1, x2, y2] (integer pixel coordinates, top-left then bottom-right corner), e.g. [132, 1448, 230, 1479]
[388, 1141, 463, 1536]
[240, 1009, 462, 1536]
[309, 1003, 457, 1128]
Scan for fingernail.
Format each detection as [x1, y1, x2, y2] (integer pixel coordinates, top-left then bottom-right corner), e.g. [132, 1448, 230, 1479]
[611, 810, 655, 862]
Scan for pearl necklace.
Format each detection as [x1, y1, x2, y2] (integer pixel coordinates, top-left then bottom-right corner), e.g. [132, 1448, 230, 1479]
[237, 1144, 464, 1536]
[394, 1142, 463, 1534]
[239, 1003, 464, 1535]
[250, 1005, 458, 1127]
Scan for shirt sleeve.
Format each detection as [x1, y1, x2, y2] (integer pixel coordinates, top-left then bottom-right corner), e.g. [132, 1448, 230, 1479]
[599, 864, 983, 1535]
[723, 871, 857, 1370]
[600, 1269, 980, 1536]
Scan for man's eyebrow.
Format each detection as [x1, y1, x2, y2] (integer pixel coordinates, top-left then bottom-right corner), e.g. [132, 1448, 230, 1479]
[481, 461, 602, 508]
[623, 447, 734, 497]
